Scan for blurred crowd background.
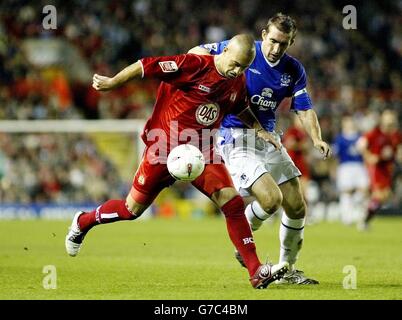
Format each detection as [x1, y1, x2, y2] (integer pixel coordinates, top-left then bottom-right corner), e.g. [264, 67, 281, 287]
[0, 0, 401, 218]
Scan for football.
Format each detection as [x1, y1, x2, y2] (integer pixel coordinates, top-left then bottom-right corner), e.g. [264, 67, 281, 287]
[167, 144, 205, 181]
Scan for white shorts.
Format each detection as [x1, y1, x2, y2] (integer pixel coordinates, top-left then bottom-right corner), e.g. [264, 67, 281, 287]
[336, 162, 369, 192]
[218, 128, 301, 197]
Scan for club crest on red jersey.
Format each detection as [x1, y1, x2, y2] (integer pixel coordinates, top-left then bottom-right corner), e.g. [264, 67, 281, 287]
[158, 61, 178, 72]
[195, 103, 220, 126]
[137, 175, 145, 185]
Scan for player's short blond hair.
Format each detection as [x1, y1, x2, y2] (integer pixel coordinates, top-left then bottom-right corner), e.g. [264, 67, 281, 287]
[265, 13, 297, 41]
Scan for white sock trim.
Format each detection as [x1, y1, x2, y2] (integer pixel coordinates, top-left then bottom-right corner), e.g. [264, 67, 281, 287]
[281, 214, 305, 229]
[249, 201, 271, 221]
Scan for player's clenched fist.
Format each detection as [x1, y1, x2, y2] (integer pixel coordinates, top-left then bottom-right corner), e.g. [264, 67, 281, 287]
[257, 129, 282, 152]
[92, 74, 115, 91]
[313, 140, 332, 160]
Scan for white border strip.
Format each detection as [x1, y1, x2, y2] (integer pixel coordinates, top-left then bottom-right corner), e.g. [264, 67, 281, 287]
[0, 120, 146, 133]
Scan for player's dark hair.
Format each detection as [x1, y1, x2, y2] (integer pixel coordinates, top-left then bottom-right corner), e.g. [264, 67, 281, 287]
[265, 13, 297, 40]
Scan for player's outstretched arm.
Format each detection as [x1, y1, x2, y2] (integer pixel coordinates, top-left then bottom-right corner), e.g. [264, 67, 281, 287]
[237, 106, 282, 151]
[296, 109, 331, 159]
[92, 61, 143, 91]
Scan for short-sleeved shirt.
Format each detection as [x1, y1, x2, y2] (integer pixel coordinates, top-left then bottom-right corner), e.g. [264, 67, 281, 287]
[363, 127, 402, 189]
[139, 54, 248, 154]
[201, 41, 313, 133]
[364, 127, 402, 165]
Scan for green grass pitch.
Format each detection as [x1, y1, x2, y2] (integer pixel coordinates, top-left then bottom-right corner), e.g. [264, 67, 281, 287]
[0, 216, 401, 300]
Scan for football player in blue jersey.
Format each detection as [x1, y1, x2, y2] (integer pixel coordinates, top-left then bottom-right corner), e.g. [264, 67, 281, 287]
[333, 115, 369, 227]
[189, 13, 331, 284]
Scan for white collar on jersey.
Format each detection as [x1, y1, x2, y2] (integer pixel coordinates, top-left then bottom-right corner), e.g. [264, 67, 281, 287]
[262, 51, 281, 67]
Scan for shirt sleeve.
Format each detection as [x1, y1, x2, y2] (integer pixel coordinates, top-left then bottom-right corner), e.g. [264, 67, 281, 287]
[290, 62, 313, 111]
[140, 54, 203, 86]
[199, 40, 229, 55]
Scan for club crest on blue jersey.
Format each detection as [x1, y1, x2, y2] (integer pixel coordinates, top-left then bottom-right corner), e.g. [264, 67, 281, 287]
[261, 88, 273, 98]
[280, 73, 292, 86]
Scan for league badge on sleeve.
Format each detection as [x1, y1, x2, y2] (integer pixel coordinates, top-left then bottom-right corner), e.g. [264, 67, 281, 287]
[202, 43, 218, 52]
[159, 61, 179, 73]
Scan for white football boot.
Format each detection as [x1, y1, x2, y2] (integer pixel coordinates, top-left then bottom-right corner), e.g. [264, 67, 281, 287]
[65, 211, 87, 257]
[276, 269, 319, 285]
[250, 262, 289, 289]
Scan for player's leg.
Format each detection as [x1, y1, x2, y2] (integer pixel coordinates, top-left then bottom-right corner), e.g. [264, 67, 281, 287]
[251, 136, 302, 235]
[210, 186, 261, 276]
[351, 165, 370, 224]
[219, 131, 289, 270]
[220, 143, 281, 231]
[360, 187, 390, 230]
[247, 173, 283, 231]
[65, 191, 150, 257]
[339, 190, 354, 225]
[193, 165, 260, 276]
[338, 163, 369, 224]
[65, 147, 174, 256]
[276, 177, 318, 284]
[231, 173, 281, 268]
[278, 177, 306, 266]
[360, 167, 392, 230]
[192, 164, 288, 288]
[251, 142, 310, 274]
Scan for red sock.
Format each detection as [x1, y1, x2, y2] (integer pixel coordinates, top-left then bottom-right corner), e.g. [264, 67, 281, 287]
[221, 195, 261, 276]
[365, 198, 381, 223]
[78, 199, 136, 232]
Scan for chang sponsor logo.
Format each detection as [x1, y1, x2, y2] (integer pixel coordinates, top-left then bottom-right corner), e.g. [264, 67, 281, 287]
[250, 95, 277, 111]
[250, 88, 277, 110]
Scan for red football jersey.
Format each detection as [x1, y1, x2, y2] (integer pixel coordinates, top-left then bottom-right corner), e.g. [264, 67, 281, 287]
[364, 127, 402, 189]
[364, 127, 402, 165]
[139, 54, 248, 154]
[283, 126, 310, 178]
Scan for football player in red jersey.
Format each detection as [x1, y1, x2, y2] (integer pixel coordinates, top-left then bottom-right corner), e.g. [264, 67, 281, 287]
[357, 109, 402, 230]
[283, 116, 311, 195]
[65, 34, 289, 289]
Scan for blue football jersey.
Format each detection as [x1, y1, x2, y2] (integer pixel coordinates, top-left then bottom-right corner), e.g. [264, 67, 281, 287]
[333, 133, 364, 163]
[200, 41, 313, 133]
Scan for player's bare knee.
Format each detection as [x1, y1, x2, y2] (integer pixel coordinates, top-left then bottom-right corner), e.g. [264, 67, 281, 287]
[258, 189, 283, 214]
[124, 203, 141, 219]
[125, 196, 147, 219]
[295, 201, 307, 219]
[286, 199, 307, 219]
[210, 187, 238, 208]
